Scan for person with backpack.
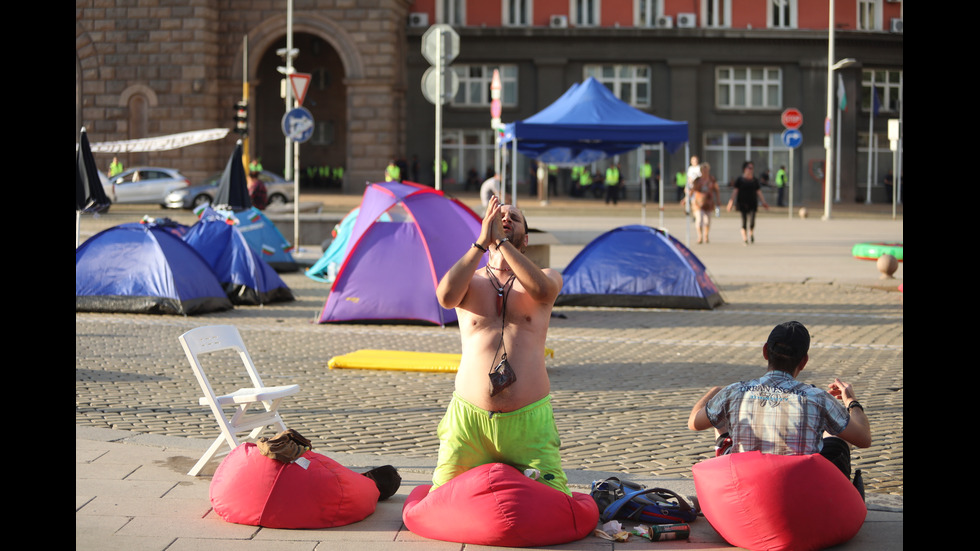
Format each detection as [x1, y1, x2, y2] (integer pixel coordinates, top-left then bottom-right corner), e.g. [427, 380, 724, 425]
[691, 162, 720, 244]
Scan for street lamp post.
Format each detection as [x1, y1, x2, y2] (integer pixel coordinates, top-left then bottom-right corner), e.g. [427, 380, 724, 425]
[823, 0, 857, 220]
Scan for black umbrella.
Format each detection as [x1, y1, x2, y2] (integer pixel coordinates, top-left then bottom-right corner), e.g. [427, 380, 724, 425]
[76, 127, 112, 247]
[76, 127, 111, 212]
[213, 139, 252, 211]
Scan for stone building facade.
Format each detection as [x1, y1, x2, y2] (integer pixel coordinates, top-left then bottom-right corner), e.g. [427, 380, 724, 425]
[76, 0, 412, 193]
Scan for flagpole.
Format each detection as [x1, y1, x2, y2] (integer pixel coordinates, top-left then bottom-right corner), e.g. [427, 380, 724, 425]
[835, 91, 842, 203]
[865, 73, 875, 204]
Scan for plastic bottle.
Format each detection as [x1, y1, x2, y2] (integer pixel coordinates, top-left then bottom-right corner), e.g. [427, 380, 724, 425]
[649, 523, 690, 541]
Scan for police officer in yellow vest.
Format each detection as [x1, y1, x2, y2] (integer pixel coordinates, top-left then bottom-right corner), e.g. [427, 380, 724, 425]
[578, 166, 593, 198]
[109, 157, 124, 177]
[775, 165, 787, 207]
[385, 160, 401, 182]
[604, 163, 621, 205]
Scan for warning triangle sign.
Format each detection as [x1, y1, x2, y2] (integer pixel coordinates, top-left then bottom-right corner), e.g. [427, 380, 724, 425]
[290, 73, 312, 106]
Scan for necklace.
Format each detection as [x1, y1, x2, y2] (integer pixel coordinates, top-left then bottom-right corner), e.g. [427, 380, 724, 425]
[486, 264, 516, 316]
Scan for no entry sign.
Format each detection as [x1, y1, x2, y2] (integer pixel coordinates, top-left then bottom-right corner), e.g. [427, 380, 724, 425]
[781, 108, 803, 130]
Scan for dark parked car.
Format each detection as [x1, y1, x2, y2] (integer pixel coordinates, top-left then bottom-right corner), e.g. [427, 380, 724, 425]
[162, 170, 295, 209]
[109, 167, 191, 204]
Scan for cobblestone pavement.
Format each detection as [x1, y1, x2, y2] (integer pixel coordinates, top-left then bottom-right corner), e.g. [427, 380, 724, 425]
[76, 269, 903, 496]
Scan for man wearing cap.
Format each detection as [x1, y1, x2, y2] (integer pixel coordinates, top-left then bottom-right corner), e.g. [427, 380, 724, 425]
[687, 321, 871, 479]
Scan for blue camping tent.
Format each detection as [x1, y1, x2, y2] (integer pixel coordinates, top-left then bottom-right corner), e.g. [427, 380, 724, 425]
[183, 208, 294, 305]
[76, 222, 233, 315]
[500, 77, 688, 165]
[557, 225, 723, 310]
[228, 206, 299, 272]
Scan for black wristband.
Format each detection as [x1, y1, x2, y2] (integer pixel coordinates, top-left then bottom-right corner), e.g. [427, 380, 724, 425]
[847, 401, 864, 412]
[472, 242, 487, 253]
[496, 237, 510, 249]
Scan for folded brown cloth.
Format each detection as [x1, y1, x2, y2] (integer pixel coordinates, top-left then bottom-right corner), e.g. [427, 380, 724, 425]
[256, 429, 313, 463]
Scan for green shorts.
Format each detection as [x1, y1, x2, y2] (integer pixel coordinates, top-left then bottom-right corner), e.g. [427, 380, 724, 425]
[432, 393, 570, 495]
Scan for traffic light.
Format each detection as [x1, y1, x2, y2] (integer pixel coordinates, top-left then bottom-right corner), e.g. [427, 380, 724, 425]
[234, 100, 248, 135]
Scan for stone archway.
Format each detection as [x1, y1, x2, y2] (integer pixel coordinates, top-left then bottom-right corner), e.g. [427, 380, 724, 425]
[237, 15, 367, 191]
[234, 11, 406, 194]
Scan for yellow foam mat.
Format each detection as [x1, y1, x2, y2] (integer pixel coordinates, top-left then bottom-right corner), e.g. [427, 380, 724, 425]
[328, 348, 554, 373]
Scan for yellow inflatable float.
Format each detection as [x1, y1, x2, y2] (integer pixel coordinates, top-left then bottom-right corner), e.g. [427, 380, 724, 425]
[328, 348, 554, 372]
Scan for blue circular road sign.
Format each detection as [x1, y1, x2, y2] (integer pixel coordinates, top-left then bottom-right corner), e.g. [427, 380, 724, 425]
[781, 129, 803, 149]
[282, 107, 314, 143]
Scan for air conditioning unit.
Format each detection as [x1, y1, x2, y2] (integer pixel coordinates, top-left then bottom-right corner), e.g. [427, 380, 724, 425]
[890, 18, 903, 33]
[550, 15, 568, 28]
[677, 13, 697, 28]
[408, 12, 429, 28]
[657, 15, 673, 29]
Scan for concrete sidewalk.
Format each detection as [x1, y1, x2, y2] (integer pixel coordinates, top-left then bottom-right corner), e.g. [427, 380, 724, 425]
[76, 426, 903, 550]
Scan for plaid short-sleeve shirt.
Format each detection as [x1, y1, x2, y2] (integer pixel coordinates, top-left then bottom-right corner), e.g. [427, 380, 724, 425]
[705, 370, 849, 455]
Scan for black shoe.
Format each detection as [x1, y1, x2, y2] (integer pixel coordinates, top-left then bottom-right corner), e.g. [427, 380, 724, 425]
[852, 469, 865, 502]
[363, 465, 401, 501]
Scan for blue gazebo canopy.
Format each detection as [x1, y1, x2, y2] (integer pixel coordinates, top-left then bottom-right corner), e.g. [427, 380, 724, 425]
[501, 77, 688, 165]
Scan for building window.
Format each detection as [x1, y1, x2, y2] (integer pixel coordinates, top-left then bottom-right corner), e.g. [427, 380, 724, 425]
[439, 0, 465, 26]
[584, 65, 651, 107]
[452, 65, 518, 107]
[857, 131, 894, 196]
[635, 0, 662, 27]
[768, 0, 796, 29]
[313, 120, 335, 146]
[442, 129, 497, 186]
[703, 131, 789, 188]
[701, 0, 731, 28]
[862, 69, 901, 113]
[571, 0, 599, 27]
[503, 0, 532, 26]
[716, 66, 782, 110]
[857, 0, 881, 31]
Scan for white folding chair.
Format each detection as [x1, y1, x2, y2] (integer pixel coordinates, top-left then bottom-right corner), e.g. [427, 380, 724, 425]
[178, 324, 300, 476]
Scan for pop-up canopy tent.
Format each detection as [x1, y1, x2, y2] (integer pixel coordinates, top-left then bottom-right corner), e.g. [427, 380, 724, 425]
[557, 225, 723, 310]
[76, 222, 232, 315]
[183, 207, 294, 305]
[317, 181, 482, 326]
[499, 77, 688, 225]
[500, 77, 688, 166]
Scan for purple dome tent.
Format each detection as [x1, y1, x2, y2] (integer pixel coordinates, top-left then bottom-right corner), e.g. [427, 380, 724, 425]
[317, 181, 483, 326]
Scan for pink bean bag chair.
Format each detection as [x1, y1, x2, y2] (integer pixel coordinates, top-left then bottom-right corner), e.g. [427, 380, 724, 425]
[692, 451, 866, 551]
[210, 443, 380, 529]
[402, 463, 599, 547]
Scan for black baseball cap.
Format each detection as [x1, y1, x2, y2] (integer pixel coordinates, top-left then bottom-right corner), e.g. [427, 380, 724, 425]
[767, 321, 810, 362]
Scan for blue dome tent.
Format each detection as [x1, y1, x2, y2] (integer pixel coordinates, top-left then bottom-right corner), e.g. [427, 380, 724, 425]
[557, 225, 723, 310]
[76, 222, 232, 315]
[183, 207, 294, 305]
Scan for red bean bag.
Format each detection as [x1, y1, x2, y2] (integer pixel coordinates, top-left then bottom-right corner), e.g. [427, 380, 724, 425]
[402, 463, 599, 547]
[210, 443, 380, 529]
[692, 451, 866, 551]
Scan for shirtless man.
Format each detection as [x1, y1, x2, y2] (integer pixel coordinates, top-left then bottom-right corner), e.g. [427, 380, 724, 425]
[432, 194, 568, 494]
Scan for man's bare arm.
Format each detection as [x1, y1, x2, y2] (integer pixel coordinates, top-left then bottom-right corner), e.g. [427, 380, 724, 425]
[688, 386, 723, 431]
[436, 198, 498, 309]
[492, 240, 562, 304]
[828, 378, 872, 448]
